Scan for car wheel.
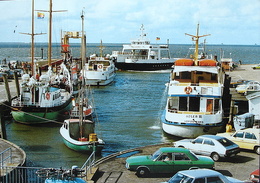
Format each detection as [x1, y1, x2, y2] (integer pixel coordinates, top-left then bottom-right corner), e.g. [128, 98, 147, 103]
[254, 146, 260, 155]
[136, 167, 150, 177]
[211, 152, 220, 161]
[178, 146, 185, 148]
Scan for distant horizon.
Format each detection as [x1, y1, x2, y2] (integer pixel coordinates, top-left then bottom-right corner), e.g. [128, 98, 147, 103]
[0, 42, 258, 47]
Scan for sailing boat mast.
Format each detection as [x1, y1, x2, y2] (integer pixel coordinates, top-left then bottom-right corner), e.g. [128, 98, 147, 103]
[48, 0, 52, 66]
[185, 23, 210, 65]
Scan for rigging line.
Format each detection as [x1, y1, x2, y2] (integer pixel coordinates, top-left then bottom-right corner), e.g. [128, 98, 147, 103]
[0, 102, 63, 124]
[88, 85, 103, 138]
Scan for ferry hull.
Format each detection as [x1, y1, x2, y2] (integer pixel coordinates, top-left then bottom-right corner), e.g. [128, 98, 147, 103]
[11, 97, 73, 124]
[161, 118, 223, 138]
[115, 62, 174, 71]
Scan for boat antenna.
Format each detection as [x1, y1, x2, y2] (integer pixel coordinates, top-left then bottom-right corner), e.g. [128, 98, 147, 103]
[81, 9, 86, 66]
[98, 40, 105, 57]
[140, 24, 146, 38]
[185, 23, 210, 65]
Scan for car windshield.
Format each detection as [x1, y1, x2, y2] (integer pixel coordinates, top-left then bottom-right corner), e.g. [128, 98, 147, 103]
[150, 149, 162, 160]
[168, 173, 194, 183]
[217, 137, 234, 147]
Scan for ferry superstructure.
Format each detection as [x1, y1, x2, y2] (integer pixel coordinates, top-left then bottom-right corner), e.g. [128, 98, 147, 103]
[161, 24, 229, 138]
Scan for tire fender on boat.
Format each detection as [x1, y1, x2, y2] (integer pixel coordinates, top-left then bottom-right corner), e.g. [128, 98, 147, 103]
[184, 86, 192, 94]
[98, 65, 103, 69]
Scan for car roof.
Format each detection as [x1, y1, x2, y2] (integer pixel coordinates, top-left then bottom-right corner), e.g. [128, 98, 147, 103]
[178, 169, 221, 178]
[159, 147, 190, 153]
[198, 135, 224, 140]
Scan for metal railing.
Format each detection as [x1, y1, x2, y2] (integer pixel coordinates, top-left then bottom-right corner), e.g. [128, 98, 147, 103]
[0, 148, 12, 168]
[81, 151, 95, 180]
[0, 166, 44, 183]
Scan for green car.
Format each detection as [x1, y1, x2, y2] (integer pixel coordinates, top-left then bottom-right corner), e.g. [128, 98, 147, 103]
[125, 147, 214, 177]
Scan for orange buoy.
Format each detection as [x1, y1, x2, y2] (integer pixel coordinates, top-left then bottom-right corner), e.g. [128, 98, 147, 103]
[184, 86, 192, 94]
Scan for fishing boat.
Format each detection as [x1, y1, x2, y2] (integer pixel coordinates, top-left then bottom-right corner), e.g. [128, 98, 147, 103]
[111, 24, 175, 71]
[60, 13, 105, 153]
[82, 40, 116, 86]
[161, 24, 230, 138]
[11, 0, 73, 124]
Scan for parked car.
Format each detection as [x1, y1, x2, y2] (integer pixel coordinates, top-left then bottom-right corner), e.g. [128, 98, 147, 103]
[5, 70, 15, 79]
[125, 147, 214, 177]
[249, 169, 259, 183]
[173, 135, 240, 161]
[252, 63, 260, 69]
[235, 80, 260, 94]
[162, 169, 244, 183]
[217, 128, 260, 154]
[230, 79, 247, 88]
[0, 64, 10, 72]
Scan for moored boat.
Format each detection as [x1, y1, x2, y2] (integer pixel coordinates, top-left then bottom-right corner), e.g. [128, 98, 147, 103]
[82, 40, 116, 86]
[111, 24, 176, 71]
[60, 13, 104, 153]
[10, 0, 73, 124]
[161, 24, 230, 138]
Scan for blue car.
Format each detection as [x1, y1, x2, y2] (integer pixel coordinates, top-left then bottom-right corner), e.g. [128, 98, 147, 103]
[163, 169, 244, 183]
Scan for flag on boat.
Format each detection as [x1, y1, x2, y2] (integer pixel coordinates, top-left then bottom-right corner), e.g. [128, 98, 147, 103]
[156, 37, 160, 40]
[37, 12, 45, 19]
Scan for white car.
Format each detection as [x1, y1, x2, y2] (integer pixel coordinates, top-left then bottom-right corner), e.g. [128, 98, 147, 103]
[0, 64, 10, 72]
[235, 80, 260, 94]
[163, 169, 244, 183]
[173, 135, 240, 161]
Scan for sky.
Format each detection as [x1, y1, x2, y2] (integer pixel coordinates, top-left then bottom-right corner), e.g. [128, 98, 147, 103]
[0, 0, 259, 45]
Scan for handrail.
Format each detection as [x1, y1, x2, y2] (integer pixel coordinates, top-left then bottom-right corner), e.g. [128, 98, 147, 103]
[0, 148, 12, 167]
[81, 151, 95, 180]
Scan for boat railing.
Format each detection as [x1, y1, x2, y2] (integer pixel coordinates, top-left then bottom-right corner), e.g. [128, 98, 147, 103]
[81, 151, 95, 180]
[168, 109, 212, 115]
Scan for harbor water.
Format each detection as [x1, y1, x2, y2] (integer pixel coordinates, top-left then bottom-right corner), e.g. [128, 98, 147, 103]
[1, 43, 260, 169]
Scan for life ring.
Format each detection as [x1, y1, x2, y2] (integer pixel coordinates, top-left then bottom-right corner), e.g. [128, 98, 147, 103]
[184, 86, 192, 94]
[46, 92, 50, 100]
[98, 65, 103, 69]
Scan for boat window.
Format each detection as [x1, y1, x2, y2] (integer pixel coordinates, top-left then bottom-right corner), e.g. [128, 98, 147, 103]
[206, 99, 213, 113]
[211, 74, 217, 81]
[168, 97, 178, 110]
[179, 97, 187, 111]
[180, 72, 191, 79]
[189, 97, 200, 111]
[214, 99, 220, 113]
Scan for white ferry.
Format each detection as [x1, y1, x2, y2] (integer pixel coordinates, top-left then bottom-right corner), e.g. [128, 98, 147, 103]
[111, 24, 175, 71]
[161, 25, 229, 138]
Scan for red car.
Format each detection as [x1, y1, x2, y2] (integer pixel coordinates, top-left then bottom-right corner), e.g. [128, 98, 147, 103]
[250, 169, 259, 183]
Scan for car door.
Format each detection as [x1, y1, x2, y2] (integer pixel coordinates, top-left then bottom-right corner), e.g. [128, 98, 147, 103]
[152, 153, 174, 173]
[189, 138, 204, 154]
[242, 132, 258, 150]
[232, 131, 246, 147]
[172, 152, 193, 172]
[201, 139, 216, 156]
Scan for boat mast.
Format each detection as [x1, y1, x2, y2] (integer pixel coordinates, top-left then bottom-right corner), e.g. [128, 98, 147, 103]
[80, 11, 86, 138]
[185, 23, 210, 65]
[48, 0, 52, 67]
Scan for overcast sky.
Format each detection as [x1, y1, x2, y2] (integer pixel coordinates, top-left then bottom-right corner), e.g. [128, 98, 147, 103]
[0, 0, 259, 45]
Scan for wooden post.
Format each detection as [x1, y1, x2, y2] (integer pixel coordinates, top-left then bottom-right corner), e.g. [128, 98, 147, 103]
[3, 73, 11, 103]
[14, 71, 20, 96]
[0, 105, 7, 139]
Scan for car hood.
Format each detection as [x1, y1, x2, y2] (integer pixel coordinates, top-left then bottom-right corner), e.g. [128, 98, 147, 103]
[126, 155, 151, 164]
[197, 155, 214, 164]
[174, 139, 192, 145]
